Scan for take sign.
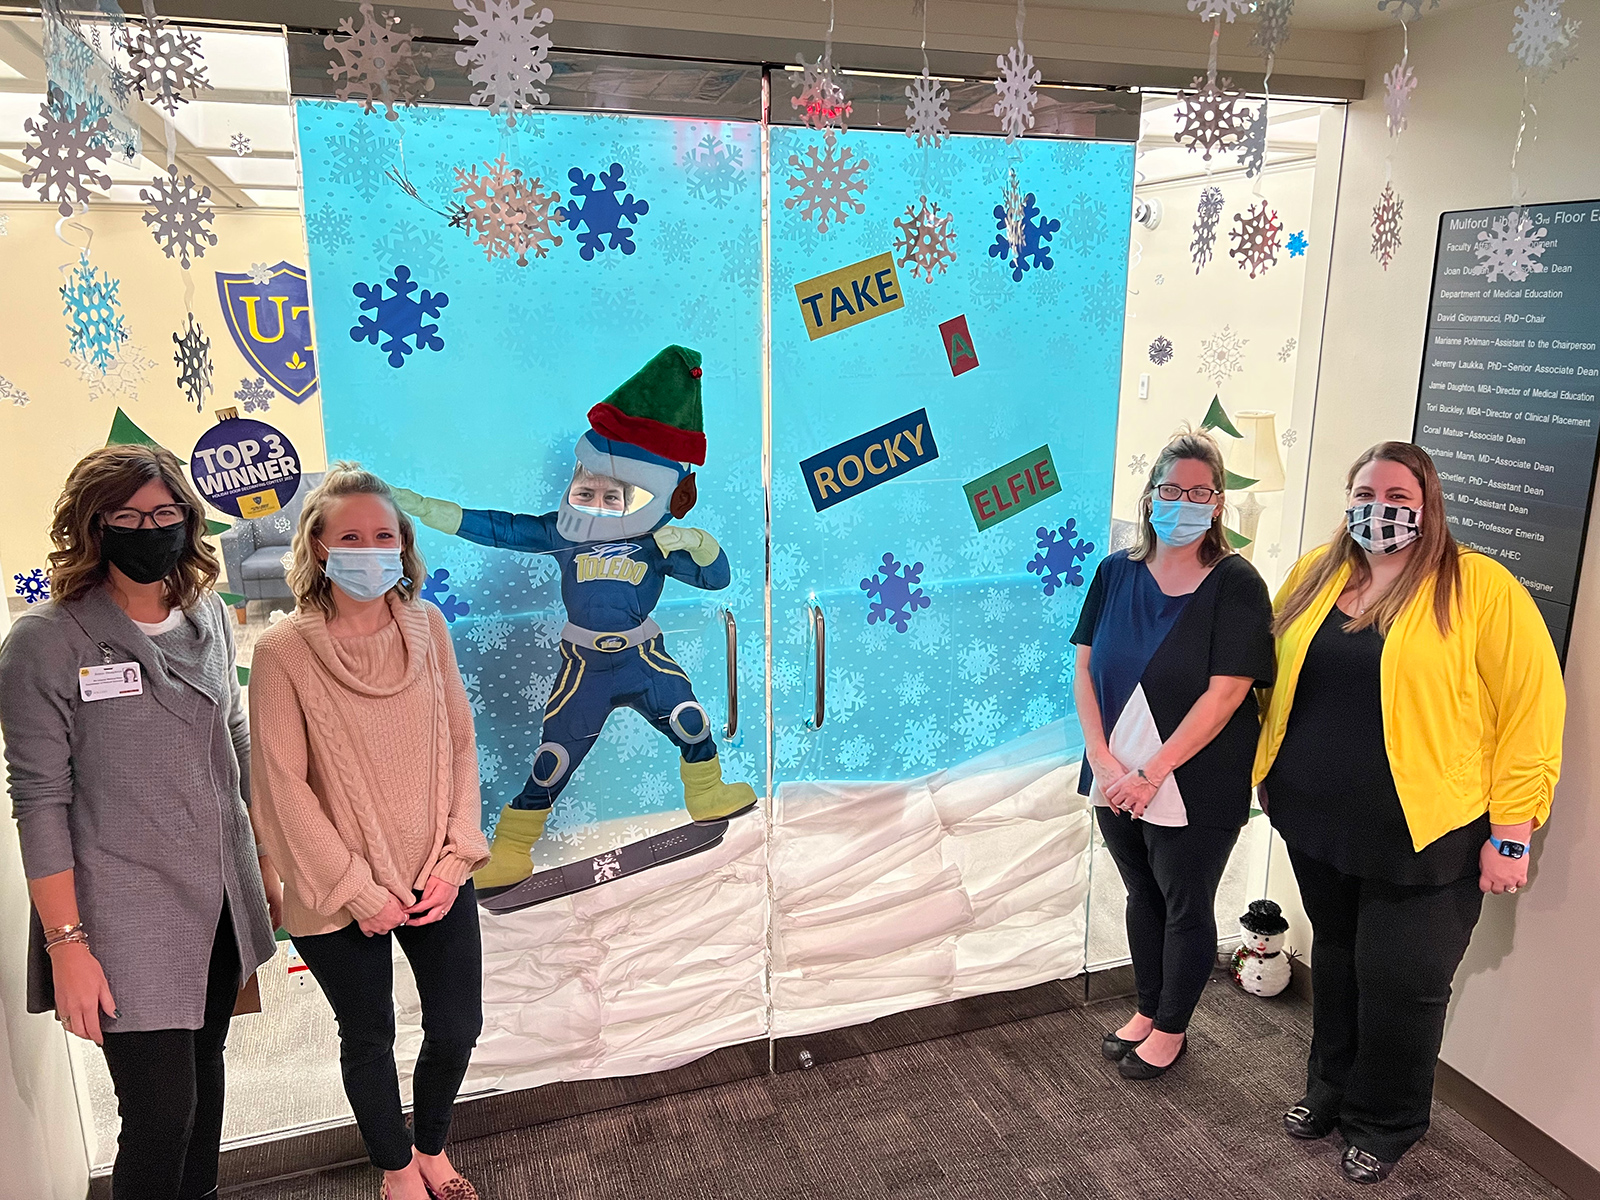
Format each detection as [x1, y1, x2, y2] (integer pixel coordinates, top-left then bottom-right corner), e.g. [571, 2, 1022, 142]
[794, 252, 906, 340]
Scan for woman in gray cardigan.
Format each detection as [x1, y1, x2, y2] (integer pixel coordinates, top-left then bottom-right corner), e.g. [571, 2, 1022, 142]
[0, 445, 277, 1200]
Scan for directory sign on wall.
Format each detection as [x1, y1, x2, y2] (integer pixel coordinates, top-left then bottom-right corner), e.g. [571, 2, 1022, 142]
[1413, 200, 1600, 661]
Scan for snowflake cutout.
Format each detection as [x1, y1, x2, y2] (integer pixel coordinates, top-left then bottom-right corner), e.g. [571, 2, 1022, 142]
[422, 567, 472, 621]
[861, 552, 930, 633]
[1470, 209, 1550, 283]
[140, 166, 217, 269]
[1378, 0, 1440, 19]
[683, 133, 748, 208]
[1028, 521, 1095, 596]
[955, 697, 1004, 749]
[1236, 104, 1268, 178]
[1252, 0, 1294, 57]
[1148, 335, 1174, 366]
[350, 265, 449, 368]
[325, 2, 434, 120]
[121, 16, 210, 116]
[1384, 60, 1416, 138]
[1197, 324, 1249, 385]
[454, 155, 564, 265]
[240, 262, 273, 286]
[465, 615, 512, 651]
[563, 162, 649, 259]
[895, 717, 947, 769]
[905, 69, 950, 148]
[893, 195, 958, 284]
[65, 341, 154, 402]
[790, 52, 850, 131]
[172, 314, 213, 412]
[993, 42, 1041, 143]
[1511, 0, 1581, 78]
[233, 376, 274, 413]
[1063, 192, 1108, 251]
[1278, 338, 1297, 362]
[1191, 185, 1225, 271]
[453, 0, 553, 126]
[1188, 0, 1257, 20]
[1174, 76, 1250, 161]
[1287, 230, 1308, 257]
[60, 251, 127, 373]
[325, 122, 393, 202]
[784, 131, 870, 234]
[13, 568, 50, 605]
[1229, 200, 1283, 278]
[1281, 426, 1299, 447]
[231, 131, 251, 156]
[21, 86, 111, 216]
[1000, 167, 1026, 262]
[1128, 453, 1150, 475]
[988, 185, 1059, 282]
[1371, 183, 1403, 270]
[0, 375, 28, 407]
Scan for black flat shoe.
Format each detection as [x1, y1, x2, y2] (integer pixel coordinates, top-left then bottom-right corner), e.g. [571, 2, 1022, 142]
[1118, 1035, 1187, 1080]
[1341, 1146, 1397, 1185]
[1283, 1104, 1336, 1140]
[1101, 1030, 1148, 1061]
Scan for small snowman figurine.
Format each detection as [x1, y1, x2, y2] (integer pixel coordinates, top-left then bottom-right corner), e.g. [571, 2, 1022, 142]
[1230, 899, 1292, 998]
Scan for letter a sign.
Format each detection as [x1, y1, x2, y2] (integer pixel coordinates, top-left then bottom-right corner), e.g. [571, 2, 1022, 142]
[215, 262, 319, 402]
[939, 314, 979, 377]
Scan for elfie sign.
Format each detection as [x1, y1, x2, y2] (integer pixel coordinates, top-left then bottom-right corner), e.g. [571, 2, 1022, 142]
[963, 445, 1060, 531]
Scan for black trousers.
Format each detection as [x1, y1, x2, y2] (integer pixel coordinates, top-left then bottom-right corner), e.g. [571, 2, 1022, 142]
[100, 904, 240, 1200]
[1289, 848, 1484, 1162]
[293, 881, 483, 1171]
[1097, 809, 1240, 1034]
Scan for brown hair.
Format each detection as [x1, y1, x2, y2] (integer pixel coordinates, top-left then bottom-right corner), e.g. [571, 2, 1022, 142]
[48, 444, 219, 608]
[286, 461, 426, 617]
[1128, 427, 1233, 568]
[1273, 441, 1462, 637]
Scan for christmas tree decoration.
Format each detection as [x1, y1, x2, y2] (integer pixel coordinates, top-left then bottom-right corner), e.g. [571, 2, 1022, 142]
[1188, 0, 1257, 21]
[140, 165, 217, 268]
[1469, 208, 1550, 282]
[1370, 182, 1404, 270]
[60, 250, 128, 373]
[21, 85, 112, 216]
[1148, 335, 1174, 366]
[452, 0, 555, 127]
[121, 13, 211, 116]
[1197, 326, 1248, 387]
[1236, 104, 1268, 178]
[1384, 59, 1416, 137]
[1173, 76, 1250, 161]
[172, 313, 214, 411]
[453, 154, 565, 264]
[893, 195, 958, 284]
[1229, 200, 1283, 278]
[1510, 0, 1580, 79]
[784, 131, 870, 234]
[1201, 393, 1244, 438]
[1251, 0, 1295, 58]
[905, 70, 951, 148]
[1191, 185, 1225, 272]
[325, 1, 435, 120]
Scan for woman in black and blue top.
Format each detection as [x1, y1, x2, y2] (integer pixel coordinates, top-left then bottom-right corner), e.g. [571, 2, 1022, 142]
[1071, 430, 1275, 1080]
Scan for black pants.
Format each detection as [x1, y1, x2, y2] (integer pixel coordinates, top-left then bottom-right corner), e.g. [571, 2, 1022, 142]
[293, 881, 483, 1171]
[100, 904, 240, 1200]
[1289, 848, 1484, 1162]
[1097, 809, 1239, 1034]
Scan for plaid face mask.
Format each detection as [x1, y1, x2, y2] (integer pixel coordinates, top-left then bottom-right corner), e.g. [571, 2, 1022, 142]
[1346, 502, 1422, 554]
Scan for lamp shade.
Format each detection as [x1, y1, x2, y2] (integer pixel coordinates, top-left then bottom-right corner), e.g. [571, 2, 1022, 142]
[1224, 410, 1286, 493]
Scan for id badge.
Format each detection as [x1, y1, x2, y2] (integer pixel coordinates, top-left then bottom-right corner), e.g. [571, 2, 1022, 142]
[79, 662, 143, 701]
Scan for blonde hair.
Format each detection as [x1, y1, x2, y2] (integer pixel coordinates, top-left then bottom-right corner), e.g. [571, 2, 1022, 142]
[1128, 427, 1232, 568]
[286, 462, 426, 617]
[569, 461, 636, 509]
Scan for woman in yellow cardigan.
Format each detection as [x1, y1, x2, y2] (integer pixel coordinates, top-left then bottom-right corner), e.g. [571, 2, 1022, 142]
[1255, 441, 1563, 1186]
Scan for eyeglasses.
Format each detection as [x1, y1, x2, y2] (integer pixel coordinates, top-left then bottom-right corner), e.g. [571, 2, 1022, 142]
[1155, 484, 1220, 504]
[103, 503, 189, 530]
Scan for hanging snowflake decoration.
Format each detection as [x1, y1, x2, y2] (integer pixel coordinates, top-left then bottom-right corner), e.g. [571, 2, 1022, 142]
[1470, 209, 1550, 282]
[791, 53, 850, 131]
[784, 131, 870, 234]
[905, 69, 950, 148]
[1197, 325, 1249, 386]
[1510, 0, 1581, 78]
[140, 166, 217, 269]
[234, 376, 275, 413]
[454, 154, 564, 265]
[1383, 60, 1416, 137]
[1371, 182, 1404, 270]
[1278, 338, 1297, 361]
[993, 42, 1040, 143]
[1229, 200, 1283, 278]
[325, 1, 435, 120]
[1378, 0, 1440, 18]
[683, 133, 748, 208]
[453, 0, 554, 126]
[1287, 229, 1308, 256]
[230, 131, 251, 156]
[989, 183, 1058, 282]
[172, 314, 213, 411]
[1148, 335, 1174, 366]
[1251, 0, 1295, 58]
[121, 16, 210, 116]
[60, 250, 128, 373]
[1173, 76, 1251, 161]
[65, 341, 156, 403]
[1236, 103, 1268, 178]
[21, 86, 111, 216]
[893, 195, 958, 284]
[1187, 0, 1258, 20]
[1000, 167, 1026, 262]
[1191, 185, 1225, 272]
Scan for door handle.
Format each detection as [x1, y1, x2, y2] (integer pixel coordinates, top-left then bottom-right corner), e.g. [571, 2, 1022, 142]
[806, 602, 825, 730]
[721, 608, 738, 739]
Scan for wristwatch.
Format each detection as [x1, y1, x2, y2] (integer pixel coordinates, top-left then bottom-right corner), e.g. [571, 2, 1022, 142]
[1489, 835, 1528, 859]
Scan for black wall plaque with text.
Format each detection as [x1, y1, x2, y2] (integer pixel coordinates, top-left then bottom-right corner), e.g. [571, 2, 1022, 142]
[1413, 200, 1600, 663]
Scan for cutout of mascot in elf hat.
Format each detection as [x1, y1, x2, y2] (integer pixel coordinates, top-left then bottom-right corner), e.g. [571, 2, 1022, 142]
[395, 345, 758, 893]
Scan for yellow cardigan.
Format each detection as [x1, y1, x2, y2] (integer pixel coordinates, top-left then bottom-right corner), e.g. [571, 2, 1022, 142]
[1253, 547, 1564, 850]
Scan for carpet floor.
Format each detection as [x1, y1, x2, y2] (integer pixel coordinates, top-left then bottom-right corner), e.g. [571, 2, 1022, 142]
[233, 974, 1564, 1200]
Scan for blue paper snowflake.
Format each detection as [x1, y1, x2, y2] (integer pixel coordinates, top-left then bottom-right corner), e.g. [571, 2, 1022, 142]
[1027, 520, 1096, 596]
[989, 191, 1059, 282]
[60, 251, 128, 373]
[682, 133, 747, 209]
[420, 567, 471, 622]
[860, 552, 930, 633]
[563, 162, 649, 260]
[13, 568, 49, 604]
[350, 265, 449, 368]
[1287, 230, 1309, 257]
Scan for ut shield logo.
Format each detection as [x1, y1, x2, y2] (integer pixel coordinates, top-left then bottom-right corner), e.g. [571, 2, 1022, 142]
[215, 262, 319, 402]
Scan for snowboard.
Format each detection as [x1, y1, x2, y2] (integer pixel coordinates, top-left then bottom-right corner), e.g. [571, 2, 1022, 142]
[477, 819, 730, 915]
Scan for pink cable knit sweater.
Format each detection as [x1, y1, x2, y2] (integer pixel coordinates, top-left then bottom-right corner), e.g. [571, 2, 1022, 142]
[248, 596, 490, 937]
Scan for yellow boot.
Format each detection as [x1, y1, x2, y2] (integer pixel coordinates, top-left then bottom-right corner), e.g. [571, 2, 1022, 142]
[680, 755, 758, 824]
[473, 804, 550, 892]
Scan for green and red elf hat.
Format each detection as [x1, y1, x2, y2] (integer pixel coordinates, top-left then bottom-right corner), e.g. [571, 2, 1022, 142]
[587, 344, 706, 466]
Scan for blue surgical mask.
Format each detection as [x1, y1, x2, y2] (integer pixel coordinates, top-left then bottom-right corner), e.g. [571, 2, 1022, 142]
[569, 503, 625, 519]
[322, 546, 404, 601]
[1149, 498, 1217, 547]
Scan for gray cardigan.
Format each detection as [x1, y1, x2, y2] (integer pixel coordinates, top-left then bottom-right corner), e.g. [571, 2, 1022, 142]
[0, 586, 276, 1032]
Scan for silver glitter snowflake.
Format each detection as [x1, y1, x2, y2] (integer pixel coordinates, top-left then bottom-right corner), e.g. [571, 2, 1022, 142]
[893, 195, 957, 284]
[993, 42, 1040, 143]
[1251, 0, 1294, 57]
[1377, 0, 1439, 18]
[1470, 209, 1550, 282]
[230, 131, 251, 155]
[1197, 324, 1249, 386]
[173, 314, 213, 412]
[904, 68, 950, 148]
[234, 376, 275, 412]
[1191, 185, 1225, 272]
[1002, 167, 1026, 263]
[21, 85, 111, 216]
[140, 166, 217, 269]
[453, 154, 564, 265]
[784, 130, 869, 233]
[325, 2, 435, 120]
[60, 250, 127, 372]
[1371, 183, 1403, 270]
[1173, 76, 1250, 161]
[1148, 335, 1174, 366]
[1383, 60, 1416, 137]
[1510, 0, 1581, 78]
[790, 52, 850, 132]
[452, 0, 554, 126]
[1278, 338, 1297, 362]
[1229, 201, 1283, 278]
[122, 16, 210, 116]
[1236, 104, 1267, 178]
[1188, 0, 1257, 20]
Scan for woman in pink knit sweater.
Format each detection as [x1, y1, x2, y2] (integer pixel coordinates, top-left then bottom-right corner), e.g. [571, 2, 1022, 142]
[249, 463, 490, 1200]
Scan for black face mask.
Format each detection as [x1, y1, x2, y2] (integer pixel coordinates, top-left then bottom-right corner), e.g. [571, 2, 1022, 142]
[100, 523, 188, 585]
